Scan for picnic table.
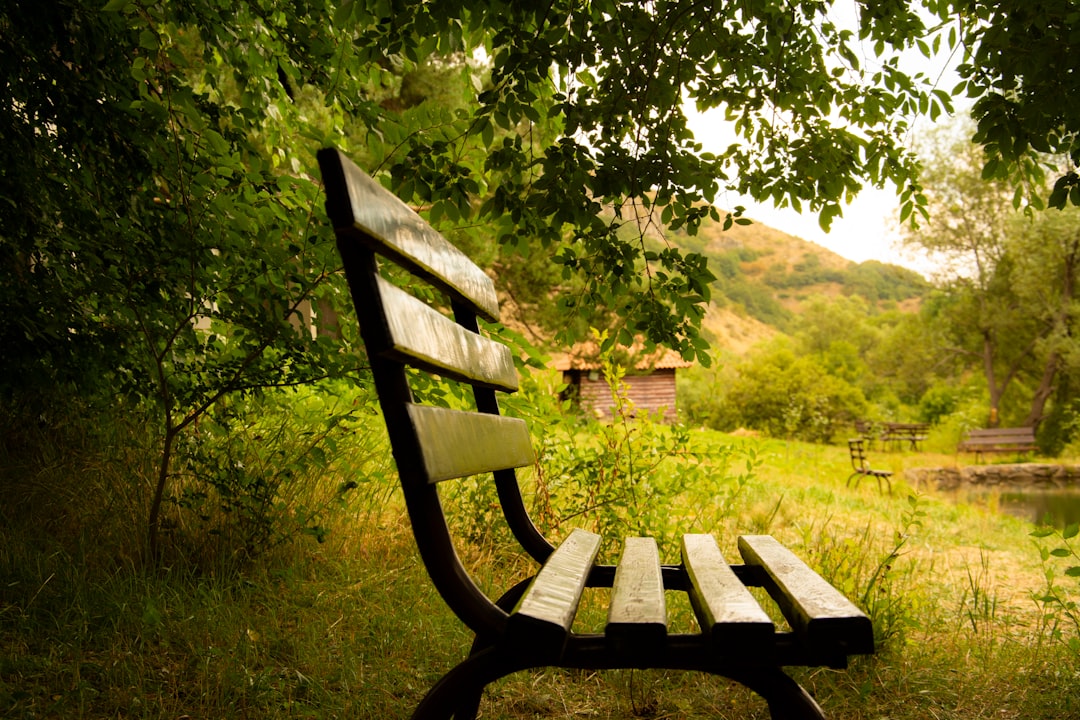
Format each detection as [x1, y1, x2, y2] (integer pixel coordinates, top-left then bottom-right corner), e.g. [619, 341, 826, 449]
[879, 422, 928, 452]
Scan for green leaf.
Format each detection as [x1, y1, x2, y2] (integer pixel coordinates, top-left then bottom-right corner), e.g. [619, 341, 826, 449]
[1065, 566, 1080, 578]
[1064, 523, 1080, 540]
[101, 0, 132, 11]
[1050, 548, 1071, 558]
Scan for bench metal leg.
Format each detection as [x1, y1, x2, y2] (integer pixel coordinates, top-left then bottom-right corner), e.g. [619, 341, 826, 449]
[410, 647, 531, 720]
[449, 576, 535, 720]
[413, 653, 826, 720]
[726, 667, 827, 720]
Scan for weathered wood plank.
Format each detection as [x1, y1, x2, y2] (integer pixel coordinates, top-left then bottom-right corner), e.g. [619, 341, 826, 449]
[377, 276, 517, 392]
[318, 148, 499, 321]
[738, 535, 874, 655]
[682, 534, 774, 649]
[606, 536, 667, 651]
[508, 529, 602, 657]
[407, 404, 534, 483]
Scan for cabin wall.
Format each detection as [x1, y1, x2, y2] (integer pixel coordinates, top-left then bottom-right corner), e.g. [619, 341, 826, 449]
[567, 369, 679, 422]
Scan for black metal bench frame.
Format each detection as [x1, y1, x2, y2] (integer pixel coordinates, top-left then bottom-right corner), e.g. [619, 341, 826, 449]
[318, 148, 874, 720]
[847, 439, 893, 495]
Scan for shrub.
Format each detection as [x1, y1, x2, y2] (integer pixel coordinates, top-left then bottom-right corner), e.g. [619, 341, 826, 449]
[722, 344, 867, 442]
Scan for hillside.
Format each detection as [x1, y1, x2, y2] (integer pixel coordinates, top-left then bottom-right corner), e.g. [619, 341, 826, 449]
[495, 207, 931, 356]
[660, 209, 931, 345]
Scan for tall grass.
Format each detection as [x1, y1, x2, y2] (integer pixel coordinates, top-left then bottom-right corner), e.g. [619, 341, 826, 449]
[2, 392, 1079, 718]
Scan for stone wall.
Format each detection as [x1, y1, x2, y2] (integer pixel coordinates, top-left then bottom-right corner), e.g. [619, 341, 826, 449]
[906, 463, 1080, 491]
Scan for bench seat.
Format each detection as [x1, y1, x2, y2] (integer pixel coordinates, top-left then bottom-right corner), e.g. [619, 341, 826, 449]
[507, 530, 871, 668]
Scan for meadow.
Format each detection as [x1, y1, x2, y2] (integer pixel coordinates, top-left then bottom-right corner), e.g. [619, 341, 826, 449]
[2, 407, 1079, 719]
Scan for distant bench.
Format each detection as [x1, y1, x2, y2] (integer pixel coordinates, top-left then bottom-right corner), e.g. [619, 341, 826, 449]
[958, 427, 1037, 463]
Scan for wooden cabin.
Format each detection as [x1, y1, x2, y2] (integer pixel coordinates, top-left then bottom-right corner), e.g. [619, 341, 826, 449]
[552, 344, 692, 422]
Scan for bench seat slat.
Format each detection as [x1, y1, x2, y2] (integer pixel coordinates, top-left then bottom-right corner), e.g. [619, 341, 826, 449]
[377, 276, 517, 392]
[738, 535, 874, 655]
[606, 536, 667, 651]
[682, 534, 774, 649]
[318, 148, 500, 321]
[508, 529, 602, 657]
[407, 404, 533, 483]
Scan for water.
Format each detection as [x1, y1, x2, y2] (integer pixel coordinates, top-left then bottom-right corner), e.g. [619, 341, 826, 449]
[997, 490, 1080, 529]
[952, 488, 1080, 529]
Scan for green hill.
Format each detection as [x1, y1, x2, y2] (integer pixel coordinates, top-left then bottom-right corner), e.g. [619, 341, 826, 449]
[661, 210, 930, 340]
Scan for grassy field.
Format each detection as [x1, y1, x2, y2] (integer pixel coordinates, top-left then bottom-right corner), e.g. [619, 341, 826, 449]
[2, 428, 1079, 719]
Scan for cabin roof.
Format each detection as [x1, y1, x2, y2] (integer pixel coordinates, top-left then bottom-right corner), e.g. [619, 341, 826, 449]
[551, 341, 693, 372]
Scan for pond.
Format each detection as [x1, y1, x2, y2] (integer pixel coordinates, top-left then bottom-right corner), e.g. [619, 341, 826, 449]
[949, 487, 1080, 530]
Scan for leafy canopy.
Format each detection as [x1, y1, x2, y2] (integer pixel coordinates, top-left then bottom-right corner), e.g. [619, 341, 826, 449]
[5, 0, 1080, 384]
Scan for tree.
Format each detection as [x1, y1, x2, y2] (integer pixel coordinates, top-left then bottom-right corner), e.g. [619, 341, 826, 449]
[904, 117, 1080, 430]
[1009, 208, 1080, 429]
[724, 342, 867, 442]
[940, 0, 1080, 210]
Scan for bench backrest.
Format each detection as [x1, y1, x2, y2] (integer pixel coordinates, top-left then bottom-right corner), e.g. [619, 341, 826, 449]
[847, 439, 869, 471]
[317, 148, 554, 637]
[965, 427, 1035, 440]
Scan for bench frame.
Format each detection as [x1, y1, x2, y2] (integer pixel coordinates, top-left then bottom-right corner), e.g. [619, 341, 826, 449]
[847, 439, 893, 494]
[318, 148, 873, 720]
[958, 427, 1037, 463]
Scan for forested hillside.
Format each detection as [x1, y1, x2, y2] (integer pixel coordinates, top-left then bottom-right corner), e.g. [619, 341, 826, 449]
[664, 212, 931, 338]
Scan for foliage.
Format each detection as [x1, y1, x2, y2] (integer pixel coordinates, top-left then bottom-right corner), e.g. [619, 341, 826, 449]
[904, 115, 1080, 433]
[1031, 522, 1080, 659]
[763, 255, 929, 304]
[713, 268, 792, 329]
[721, 342, 867, 442]
[844, 261, 931, 303]
[528, 345, 751, 562]
[164, 385, 392, 566]
[0, 384, 391, 572]
[939, 0, 1080, 210]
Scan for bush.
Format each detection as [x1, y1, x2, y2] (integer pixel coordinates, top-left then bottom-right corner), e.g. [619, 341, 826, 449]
[722, 344, 867, 442]
[0, 383, 393, 573]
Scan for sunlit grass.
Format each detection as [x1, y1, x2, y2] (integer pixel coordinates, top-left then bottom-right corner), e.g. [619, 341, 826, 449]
[2, 424, 1078, 718]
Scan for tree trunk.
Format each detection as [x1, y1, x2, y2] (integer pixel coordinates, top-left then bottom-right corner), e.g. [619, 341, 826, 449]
[1025, 350, 1059, 429]
[147, 426, 177, 565]
[983, 330, 1002, 428]
[1026, 237, 1077, 430]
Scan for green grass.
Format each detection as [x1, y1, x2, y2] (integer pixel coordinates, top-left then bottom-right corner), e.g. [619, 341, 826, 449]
[2, 429, 1079, 718]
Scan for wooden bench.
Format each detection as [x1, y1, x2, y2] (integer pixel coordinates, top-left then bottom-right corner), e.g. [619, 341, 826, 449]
[847, 439, 893, 495]
[958, 427, 1038, 463]
[879, 422, 928, 452]
[318, 148, 874, 720]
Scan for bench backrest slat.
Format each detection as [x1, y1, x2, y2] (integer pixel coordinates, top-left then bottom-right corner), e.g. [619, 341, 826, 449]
[319, 148, 500, 321]
[847, 439, 868, 470]
[407, 404, 534, 483]
[377, 276, 518, 392]
[965, 427, 1035, 439]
